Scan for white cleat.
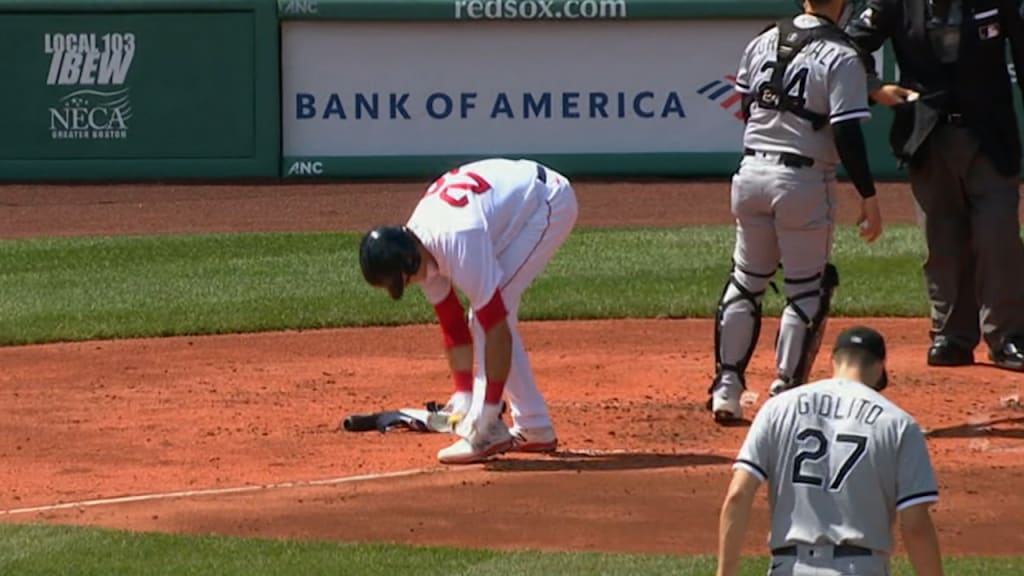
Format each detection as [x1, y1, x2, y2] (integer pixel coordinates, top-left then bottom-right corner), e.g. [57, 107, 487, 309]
[709, 379, 743, 423]
[437, 418, 514, 465]
[509, 425, 559, 453]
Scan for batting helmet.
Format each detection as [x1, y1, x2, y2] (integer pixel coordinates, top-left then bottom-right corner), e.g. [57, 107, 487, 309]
[359, 226, 421, 300]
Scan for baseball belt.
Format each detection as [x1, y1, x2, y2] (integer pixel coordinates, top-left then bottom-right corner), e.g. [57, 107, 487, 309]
[771, 544, 874, 558]
[744, 147, 815, 168]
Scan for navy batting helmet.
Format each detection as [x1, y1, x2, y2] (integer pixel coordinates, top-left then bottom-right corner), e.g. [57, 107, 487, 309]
[359, 226, 421, 300]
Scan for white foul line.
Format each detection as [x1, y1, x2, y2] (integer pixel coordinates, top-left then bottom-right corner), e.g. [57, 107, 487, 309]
[0, 466, 453, 517]
[0, 448, 733, 517]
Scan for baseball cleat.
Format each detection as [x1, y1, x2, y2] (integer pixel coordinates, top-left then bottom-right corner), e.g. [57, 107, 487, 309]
[437, 419, 514, 465]
[509, 425, 559, 453]
[708, 379, 743, 423]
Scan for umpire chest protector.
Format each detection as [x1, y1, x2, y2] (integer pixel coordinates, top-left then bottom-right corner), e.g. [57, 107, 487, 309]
[757, 17, 868, 130]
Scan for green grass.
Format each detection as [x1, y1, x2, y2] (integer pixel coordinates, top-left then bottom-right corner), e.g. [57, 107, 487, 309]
[0, 225, 930, 345]
[0, 524, 1018, 575]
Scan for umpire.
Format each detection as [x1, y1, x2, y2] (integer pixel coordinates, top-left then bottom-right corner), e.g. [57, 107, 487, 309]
[846, 1, 1024, 371]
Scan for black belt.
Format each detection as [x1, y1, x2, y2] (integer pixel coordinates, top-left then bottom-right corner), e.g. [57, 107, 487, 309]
[744, 148, 815, 168]
[536, 164, 547, 183]
[772, 544, 874, 558]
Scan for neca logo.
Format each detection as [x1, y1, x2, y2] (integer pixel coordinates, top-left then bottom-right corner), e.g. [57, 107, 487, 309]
[45, 32, 136, 141]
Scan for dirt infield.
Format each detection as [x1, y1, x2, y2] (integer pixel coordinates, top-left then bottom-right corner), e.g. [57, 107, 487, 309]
[1, 179, 1023, 558]
[0, 180, 935, 238]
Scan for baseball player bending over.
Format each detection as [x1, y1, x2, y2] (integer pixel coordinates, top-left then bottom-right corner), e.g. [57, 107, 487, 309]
[709, 0, 885, 422]
[717, 326, 944, 576]
[359, 158, 578, 465]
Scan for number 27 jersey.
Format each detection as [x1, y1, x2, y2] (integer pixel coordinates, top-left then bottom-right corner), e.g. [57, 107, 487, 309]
[734, 14, 871, 167]
[734, 378, 939, 553]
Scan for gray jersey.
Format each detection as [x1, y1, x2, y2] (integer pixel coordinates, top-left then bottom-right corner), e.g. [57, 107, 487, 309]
[734, 14, 871, 166]
[734, 378, 939, 553]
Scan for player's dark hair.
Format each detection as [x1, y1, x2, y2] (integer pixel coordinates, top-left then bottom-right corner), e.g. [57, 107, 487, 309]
[832, 347, 888, 390]
[832, 347, 879, 369]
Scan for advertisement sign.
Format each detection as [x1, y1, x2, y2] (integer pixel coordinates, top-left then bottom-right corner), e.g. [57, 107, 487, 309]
[276, 0, 800, 21]
[282, 20, 772, 175]
[44, 31, 136, 143]
[0, 14, 254, 160]
[0, 1, 280, 181]
[281, 16, 895, 178]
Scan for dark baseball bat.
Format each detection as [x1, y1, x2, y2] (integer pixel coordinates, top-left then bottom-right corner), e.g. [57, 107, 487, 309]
[342, 413, 382, 432]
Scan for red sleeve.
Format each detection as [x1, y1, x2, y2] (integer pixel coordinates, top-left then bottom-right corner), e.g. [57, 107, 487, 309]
[433, 288, 471, 349]
[475, 288, 508, 332]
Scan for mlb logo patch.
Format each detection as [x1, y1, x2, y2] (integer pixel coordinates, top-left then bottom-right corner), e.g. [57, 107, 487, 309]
[979, 22, 1001, 39]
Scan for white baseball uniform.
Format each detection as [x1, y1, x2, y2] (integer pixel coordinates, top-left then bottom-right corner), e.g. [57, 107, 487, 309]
[406, 158, 578, 429]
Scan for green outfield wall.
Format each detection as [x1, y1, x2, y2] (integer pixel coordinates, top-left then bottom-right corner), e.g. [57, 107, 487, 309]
[0, 0, 963, 181]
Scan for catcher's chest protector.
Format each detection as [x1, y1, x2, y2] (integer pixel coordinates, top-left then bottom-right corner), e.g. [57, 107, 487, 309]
[757, 18, 869, 130]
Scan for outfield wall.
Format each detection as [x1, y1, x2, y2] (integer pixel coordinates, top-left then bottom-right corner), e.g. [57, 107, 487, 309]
[0, 0, 909, 181]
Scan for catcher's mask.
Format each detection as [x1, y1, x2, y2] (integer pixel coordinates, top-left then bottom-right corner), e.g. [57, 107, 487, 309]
[359, 226, 421, 300]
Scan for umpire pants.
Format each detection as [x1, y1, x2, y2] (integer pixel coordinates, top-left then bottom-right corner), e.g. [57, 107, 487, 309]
[908, 124, 1024, 350]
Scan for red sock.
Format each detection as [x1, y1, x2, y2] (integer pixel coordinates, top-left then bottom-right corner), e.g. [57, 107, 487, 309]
[453, 370, 473, 393]
[484, 379, 505, 405]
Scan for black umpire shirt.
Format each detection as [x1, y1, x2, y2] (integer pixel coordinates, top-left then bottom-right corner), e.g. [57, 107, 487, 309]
[846, 0, 1024, 175]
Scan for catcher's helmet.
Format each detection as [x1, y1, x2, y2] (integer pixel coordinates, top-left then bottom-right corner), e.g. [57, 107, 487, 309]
[359, 226, 421, 300]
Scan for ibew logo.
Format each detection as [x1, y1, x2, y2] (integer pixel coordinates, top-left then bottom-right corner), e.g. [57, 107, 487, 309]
[697, 75, 745, 122]
[45, 32, 136, 141]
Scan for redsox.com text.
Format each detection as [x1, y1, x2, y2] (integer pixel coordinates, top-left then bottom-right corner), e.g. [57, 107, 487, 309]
[454, 0, 627, 20]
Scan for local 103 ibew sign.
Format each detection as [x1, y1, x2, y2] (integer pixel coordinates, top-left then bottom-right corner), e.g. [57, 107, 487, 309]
[44, 32, 136, 141]
[0, 5, 279, 180]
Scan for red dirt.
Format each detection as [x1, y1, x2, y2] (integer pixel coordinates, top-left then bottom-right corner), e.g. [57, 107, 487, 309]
[1, 179, 1023, 559]
[0, 180, 933, 238]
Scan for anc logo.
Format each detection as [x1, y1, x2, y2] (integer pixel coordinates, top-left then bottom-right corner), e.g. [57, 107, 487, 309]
[697, 75, 745, 122]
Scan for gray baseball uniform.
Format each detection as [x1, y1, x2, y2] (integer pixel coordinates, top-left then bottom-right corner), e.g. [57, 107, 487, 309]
[734, 378, 940, 575]
[712, 14, 873, 416]
[736, 14, 872, 166]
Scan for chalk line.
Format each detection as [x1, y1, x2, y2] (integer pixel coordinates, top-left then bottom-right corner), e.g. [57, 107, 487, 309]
[0, 448, 731, 516]
[0, 466, 455, 516]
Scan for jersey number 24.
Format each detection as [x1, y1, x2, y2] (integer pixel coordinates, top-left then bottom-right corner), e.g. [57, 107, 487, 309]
[792, 428, 868, 491]
[755, 61, 810, 107]
[425, 169, 492, 208]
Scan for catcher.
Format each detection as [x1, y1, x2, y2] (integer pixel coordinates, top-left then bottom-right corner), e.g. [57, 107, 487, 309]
[709, 0, 886, 422]
[358, 157, 578, 464]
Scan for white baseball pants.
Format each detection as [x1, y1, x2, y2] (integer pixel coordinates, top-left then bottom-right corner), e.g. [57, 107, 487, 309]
[467, 169, 578, 429]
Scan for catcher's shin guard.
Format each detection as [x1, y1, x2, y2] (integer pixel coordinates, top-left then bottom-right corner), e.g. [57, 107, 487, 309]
[710, 264, 774, 393]
[774, 263, 839, 393]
